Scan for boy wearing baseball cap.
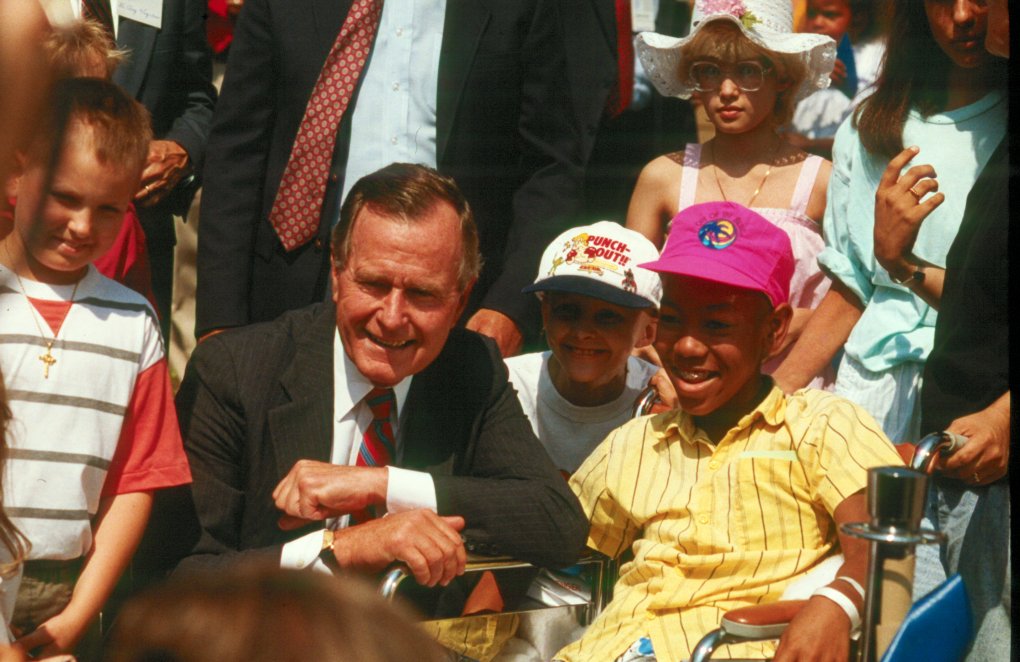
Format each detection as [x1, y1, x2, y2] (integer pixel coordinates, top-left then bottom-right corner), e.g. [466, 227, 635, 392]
[557, 203, 901, 661]
[506, 221, 661, 474]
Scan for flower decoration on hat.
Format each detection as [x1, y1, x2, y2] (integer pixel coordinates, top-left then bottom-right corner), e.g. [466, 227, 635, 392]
[698, 0, 761, 29]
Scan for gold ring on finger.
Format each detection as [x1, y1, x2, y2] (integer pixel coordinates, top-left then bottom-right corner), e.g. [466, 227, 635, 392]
[909, 186, 923, 199]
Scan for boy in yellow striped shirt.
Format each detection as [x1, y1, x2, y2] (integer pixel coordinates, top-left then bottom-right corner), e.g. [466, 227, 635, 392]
[557, 202, 903, 662]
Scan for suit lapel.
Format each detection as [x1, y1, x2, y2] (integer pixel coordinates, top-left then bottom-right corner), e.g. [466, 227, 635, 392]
[268, 306, 336, 474]
[436, 0, 489, 162]
[113, 18, 157, 97]
[591, 0, 617, 57]
[310, 0, 352, 59]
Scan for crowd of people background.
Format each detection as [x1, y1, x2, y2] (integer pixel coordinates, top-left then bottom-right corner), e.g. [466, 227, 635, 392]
[0, 0, 1011, 660]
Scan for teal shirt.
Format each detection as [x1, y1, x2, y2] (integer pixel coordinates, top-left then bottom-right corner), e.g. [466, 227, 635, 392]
[818, 91, 1006, 373]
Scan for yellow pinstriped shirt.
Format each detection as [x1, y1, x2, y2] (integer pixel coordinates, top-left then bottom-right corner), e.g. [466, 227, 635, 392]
[557, 386, 903, 661]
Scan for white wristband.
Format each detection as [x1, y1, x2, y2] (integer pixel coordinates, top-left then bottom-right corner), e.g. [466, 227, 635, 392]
[813, 585, 862, 632]
[837, 575, 866, 600]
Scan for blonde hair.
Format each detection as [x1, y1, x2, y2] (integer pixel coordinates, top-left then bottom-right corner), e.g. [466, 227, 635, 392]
[44, 19, 126, 80]
[104, 566, 447, 662]
[679, 22, 807, 126]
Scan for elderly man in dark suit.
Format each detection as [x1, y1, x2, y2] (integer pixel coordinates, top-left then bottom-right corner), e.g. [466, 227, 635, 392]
[195, 0, 583, 356]
[174, 164, 587, 589]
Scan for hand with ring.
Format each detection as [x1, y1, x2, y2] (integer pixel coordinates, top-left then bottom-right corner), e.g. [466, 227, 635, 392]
[873, 146, 945, 282]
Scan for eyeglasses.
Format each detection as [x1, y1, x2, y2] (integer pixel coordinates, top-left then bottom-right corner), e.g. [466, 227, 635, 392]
[688, 60, 773, 93]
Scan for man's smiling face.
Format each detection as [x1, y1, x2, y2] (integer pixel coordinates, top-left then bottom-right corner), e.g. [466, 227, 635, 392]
[332, 202, 470, 387]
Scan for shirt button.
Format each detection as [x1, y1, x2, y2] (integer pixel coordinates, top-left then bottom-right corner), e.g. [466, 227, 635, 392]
[390, 136, 398, 145]
[392, 82, 400, 91]
[708, 461, 720, 470]
[395, 27, 404, 37]
[313, 238, 323, 251]
[328, 172, 338, 183]
[698, 514, 709, 524]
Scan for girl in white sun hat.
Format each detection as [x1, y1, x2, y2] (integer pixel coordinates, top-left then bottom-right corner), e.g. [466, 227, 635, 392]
[626, 0, 838, 389]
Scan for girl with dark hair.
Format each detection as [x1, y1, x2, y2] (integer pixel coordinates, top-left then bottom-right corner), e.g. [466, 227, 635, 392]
[774, 0, 1005, 443]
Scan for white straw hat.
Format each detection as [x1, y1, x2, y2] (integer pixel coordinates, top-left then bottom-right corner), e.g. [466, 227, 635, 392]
[637, 0, 836, 102]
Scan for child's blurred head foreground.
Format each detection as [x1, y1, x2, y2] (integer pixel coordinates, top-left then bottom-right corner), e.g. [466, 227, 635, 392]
[2, 78, 151, 285]
[641, 202, 794, 438]
[524, 221, 661, 406]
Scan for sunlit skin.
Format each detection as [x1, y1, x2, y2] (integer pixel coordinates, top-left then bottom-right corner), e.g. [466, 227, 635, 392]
[654, 275, 791, 440]
[540, 292, 656, 407]
[924, 0, 992, 70]
[2, 123, 138, 285]
[805, 0, 853, 41]
[331, 203, 472, 387]
[694, 57, 789, 136]
[984, 0, 1009, 57]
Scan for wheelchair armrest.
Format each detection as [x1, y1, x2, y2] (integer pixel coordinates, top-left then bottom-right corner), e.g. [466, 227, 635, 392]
[380, 551, 616, 609]
[719, 599, 807, 639]
[688, 600, 808, 662]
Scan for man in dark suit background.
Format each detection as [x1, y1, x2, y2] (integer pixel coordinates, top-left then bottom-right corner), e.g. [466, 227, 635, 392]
[563, 0, 695, 223]
[173, 164, 587, 589]
[195, 0, 584, 356]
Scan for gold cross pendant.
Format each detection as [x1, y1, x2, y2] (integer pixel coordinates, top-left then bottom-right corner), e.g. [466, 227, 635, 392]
[39, 342, 57, 379]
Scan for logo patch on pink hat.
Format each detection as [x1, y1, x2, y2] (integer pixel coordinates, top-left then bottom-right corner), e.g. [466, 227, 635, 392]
[698, 219, 738, 250]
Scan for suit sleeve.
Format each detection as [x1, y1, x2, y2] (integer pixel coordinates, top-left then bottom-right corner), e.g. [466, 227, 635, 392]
[195, 0, 276, 334]
[430, 339, 588, 569]
[163, 0, 218, 176]
[479, 0, 584, 331]
[171, 334, 286, 571]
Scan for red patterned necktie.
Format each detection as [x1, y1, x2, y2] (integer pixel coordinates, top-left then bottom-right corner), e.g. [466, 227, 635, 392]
[269, 0, 383, 251]
[606, 0, 634, 118]
[350, 387, 396, 523]
[82, 0, 115, 38]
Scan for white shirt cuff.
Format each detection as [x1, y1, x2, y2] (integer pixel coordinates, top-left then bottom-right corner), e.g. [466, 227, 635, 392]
[386, 466, 437, 513]
[280, 529, 333, 574]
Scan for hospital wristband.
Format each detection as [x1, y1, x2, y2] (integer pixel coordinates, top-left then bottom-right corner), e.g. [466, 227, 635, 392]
[836, 575, 866, 600]
[812, 585, 862, 632]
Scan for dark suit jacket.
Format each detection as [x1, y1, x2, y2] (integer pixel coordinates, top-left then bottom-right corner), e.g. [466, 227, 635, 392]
[113, 0, 217, 215]
[195, 0, 584, 340]
[172, 303, 588, 572]
[562, 0, 696, 222]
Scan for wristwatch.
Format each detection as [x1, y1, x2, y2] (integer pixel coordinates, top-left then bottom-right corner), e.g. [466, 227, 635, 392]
[319, 528, 337, 568]
[890, 266, 925, 286]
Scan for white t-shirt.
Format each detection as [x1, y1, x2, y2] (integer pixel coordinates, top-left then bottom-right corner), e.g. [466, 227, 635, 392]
[505, 352, 659, 474]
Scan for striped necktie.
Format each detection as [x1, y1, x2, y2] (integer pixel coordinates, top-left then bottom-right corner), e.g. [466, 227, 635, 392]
[82, 0, 115, 38]
[269, 0, 384, 251]
[350, 387, 395, 522]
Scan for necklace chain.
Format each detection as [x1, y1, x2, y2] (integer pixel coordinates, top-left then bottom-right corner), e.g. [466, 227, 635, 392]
[2, 243, 80, 379]
[710, 139, 782, 208]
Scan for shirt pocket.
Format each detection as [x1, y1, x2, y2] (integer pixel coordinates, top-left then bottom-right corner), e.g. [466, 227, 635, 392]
[731, 451, 811, 551]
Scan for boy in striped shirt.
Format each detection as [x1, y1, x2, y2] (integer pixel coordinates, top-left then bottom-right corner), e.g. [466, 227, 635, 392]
[0, 78, 191, 656]
[557, 202, 903, 662]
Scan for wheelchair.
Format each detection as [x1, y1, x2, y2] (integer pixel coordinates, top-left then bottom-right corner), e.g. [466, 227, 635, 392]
[688, 431, 973, 662]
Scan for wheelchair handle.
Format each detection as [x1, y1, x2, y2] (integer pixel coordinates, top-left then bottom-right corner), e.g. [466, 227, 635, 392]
[911, 431, 968, 474]
[633, 386, 658, 418]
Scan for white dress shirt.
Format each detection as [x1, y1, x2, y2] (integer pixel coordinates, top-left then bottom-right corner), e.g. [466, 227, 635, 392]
[280, 330, 438, 570]
[338, 0, 447, 208]
[46, 0, 121, 36]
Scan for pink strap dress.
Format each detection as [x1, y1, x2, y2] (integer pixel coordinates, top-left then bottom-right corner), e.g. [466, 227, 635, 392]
[673, 143, 834, 389]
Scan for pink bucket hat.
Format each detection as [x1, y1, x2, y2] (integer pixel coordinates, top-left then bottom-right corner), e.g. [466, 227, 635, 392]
[640, 201, 794, 307]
